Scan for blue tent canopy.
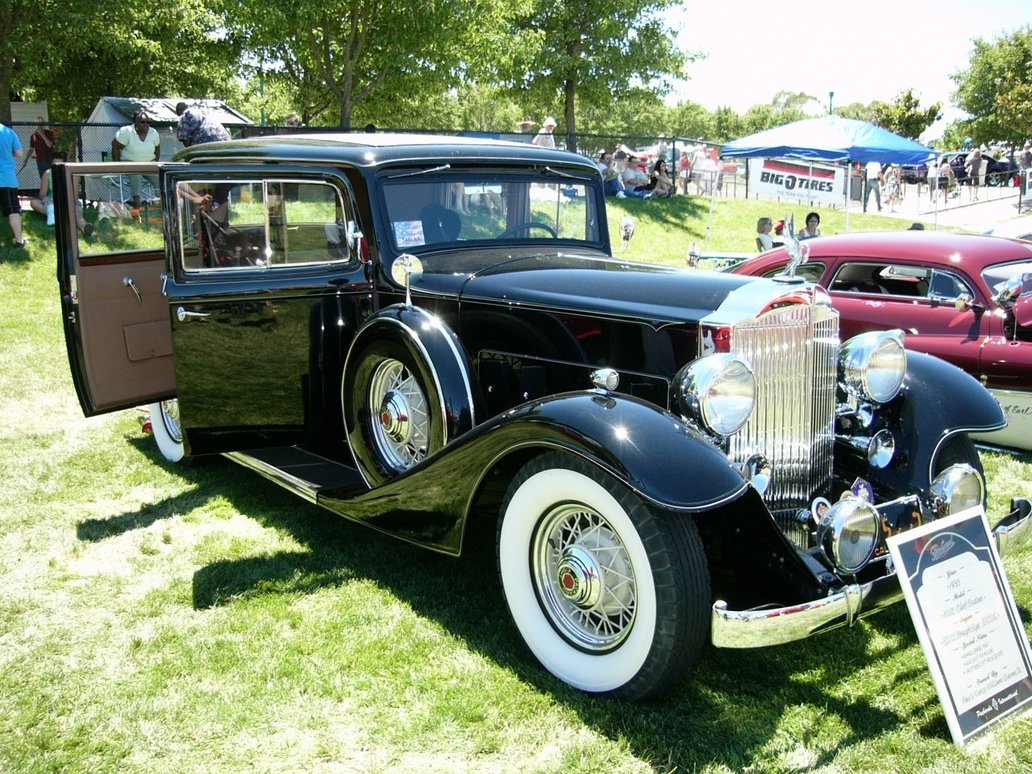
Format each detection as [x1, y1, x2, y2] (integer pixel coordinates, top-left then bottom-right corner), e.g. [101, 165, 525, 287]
[721, 115, 935, 165]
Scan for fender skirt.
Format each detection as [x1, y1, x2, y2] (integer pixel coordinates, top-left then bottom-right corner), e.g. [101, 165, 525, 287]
[319, 390, 752, 555]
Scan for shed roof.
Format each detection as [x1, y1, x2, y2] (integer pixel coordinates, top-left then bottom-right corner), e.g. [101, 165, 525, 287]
[88, 97, 253, 125]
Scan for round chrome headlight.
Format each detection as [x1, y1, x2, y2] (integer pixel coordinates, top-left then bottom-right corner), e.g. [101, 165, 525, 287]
[839, 330, 907, 404]
[817, 496, 881, 574]
[931, 463, 985, 516]
[675, 353, 755, 436]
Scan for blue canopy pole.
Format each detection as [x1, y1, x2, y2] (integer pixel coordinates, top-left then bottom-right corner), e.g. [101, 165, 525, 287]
[845, 160, 851, 233]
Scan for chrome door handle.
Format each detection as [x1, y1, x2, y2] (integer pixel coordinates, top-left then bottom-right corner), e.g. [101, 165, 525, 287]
[123, 275, 142, 303]
[176, 306, 210, 322]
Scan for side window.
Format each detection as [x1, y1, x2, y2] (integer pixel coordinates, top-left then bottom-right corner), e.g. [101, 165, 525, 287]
[928, 270, 974, 300]
[830, 262, 931, 297]
[70, 172, 166, 256]
[177, 178, 351, 272]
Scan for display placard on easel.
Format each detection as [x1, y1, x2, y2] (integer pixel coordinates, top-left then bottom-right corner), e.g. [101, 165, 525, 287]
[887, 506, 1032, 747]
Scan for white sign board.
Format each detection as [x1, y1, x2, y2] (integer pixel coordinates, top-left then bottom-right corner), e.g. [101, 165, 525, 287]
[887, 507, 1032, 746]
[747, 158, 845, 207]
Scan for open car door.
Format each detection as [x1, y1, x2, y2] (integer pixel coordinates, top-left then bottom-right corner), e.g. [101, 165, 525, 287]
[54, 161, 175, 416]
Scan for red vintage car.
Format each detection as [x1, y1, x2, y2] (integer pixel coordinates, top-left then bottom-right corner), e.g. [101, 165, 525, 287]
[734, 231, 1032, 450]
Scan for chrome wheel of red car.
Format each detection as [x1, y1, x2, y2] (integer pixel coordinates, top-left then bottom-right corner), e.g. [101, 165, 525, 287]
[498, 452, 709, 700]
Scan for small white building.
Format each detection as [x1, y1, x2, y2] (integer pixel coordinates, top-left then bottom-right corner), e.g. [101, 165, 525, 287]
[83, 96, 254, 163]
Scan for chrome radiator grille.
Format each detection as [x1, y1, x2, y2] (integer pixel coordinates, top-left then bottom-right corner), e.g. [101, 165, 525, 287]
[726, 301, 839, 515]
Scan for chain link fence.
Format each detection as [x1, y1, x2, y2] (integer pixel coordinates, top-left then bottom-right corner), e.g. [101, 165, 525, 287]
[20, 120, 1015, 214]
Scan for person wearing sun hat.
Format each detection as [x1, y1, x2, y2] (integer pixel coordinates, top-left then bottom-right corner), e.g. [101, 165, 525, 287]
[532, 116, 557, 149]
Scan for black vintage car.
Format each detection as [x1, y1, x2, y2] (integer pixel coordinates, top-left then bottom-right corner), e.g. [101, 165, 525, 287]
[54, 135, 1031, 700]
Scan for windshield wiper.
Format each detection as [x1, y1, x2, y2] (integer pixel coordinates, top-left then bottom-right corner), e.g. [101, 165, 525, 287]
[387, 163, 452, 180]
[542, 165, 580, 180]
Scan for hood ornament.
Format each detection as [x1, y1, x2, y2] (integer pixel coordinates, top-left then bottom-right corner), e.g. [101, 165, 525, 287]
[775, 213, 809, 284]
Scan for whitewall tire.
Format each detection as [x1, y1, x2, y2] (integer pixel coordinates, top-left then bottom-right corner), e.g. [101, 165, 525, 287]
[498, 452, 709, 700]
[147, 399, 184, 463]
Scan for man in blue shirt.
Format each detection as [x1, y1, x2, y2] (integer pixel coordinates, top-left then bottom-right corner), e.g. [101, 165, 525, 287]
[175, 102, 231, 147]
[0, 122, 27, 247]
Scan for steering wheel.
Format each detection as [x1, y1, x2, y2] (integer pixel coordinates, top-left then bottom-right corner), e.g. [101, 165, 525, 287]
[497, 221, 558, 239]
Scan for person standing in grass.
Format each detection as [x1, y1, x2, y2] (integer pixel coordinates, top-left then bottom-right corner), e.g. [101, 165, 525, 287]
[0, 121, 27, 248]
[111, 111, 161, 207]
[19, 116, 57, 178]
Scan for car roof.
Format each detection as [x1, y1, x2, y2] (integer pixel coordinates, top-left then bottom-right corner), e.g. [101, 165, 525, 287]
[175, 131, 598, 172]
[739, 231, 1032, 275]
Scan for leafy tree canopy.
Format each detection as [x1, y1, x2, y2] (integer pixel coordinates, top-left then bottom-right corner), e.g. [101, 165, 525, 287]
[10, 1, 240, 120]
[229, 0, 496, 129]
[952, 26, 1032, 146]
[869, 88, 941, 140]
[499, 0, 690, 150]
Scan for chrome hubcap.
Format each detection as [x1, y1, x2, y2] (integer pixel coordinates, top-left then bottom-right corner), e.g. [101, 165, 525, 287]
[555, 545, 603, 609]
[532, 502, 636, 652]
[368, 358, 430, 471]
[379, 391, 411, 444]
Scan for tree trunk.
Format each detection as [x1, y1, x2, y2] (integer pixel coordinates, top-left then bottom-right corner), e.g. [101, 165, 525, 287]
[0, 2, 19, 124]
[563, 77, 577, 153]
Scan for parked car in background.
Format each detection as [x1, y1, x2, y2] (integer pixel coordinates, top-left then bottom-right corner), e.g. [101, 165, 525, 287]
[940, 151, 1017, 187]
[734, 231, 1032, 450]
[901, 161, 928, 184]
[54, 136, 1031, 701]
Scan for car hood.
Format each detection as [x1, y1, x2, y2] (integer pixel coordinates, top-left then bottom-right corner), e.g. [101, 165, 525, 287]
[418, 249, 758, 326]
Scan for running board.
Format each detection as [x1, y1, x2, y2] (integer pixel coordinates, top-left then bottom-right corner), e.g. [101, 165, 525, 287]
[224, 447, 365, 503]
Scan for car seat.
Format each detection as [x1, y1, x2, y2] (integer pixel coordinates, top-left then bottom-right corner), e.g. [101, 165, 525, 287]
[419, 203, 462, 243]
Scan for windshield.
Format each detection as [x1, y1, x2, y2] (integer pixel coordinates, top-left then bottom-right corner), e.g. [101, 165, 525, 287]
[982, 261, 1032, 295]
[381, 172, 602, 252]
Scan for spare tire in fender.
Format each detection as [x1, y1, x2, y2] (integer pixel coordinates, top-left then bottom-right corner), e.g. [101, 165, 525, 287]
[342, 305, 477, 487]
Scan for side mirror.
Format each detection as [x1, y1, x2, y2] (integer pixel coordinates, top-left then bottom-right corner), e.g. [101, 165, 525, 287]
[391, 254, 424, 306]
[954, 293, 975, 312]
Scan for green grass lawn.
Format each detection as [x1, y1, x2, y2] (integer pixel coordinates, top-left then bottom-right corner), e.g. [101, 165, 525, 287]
[1, 200, 1031, 773]
[604, 192, 917, 265]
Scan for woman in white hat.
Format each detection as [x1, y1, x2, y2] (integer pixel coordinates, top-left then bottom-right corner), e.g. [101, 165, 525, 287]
[533, 116, 557, 149]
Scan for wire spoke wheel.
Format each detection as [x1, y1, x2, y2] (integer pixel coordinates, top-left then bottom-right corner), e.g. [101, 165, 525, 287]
[368, 358, 431, 471]
[533, 503, 636, 652]
[498, 452, 710, 699]
[158, 398, 182, 444]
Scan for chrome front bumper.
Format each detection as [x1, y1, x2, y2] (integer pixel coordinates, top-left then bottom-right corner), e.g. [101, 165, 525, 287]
[712, 498, 1032, 649]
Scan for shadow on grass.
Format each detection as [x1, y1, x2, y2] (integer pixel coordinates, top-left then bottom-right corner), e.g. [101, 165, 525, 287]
[77, 491, 196, 541]
[75, 434, 939, 770]
[610, 195, 713, 232]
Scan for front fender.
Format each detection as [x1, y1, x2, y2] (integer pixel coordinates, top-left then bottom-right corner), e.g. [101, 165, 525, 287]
[876, 351, 1005, 492]
[320, 390, 751, 554]
[494, 391, 751, 511]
